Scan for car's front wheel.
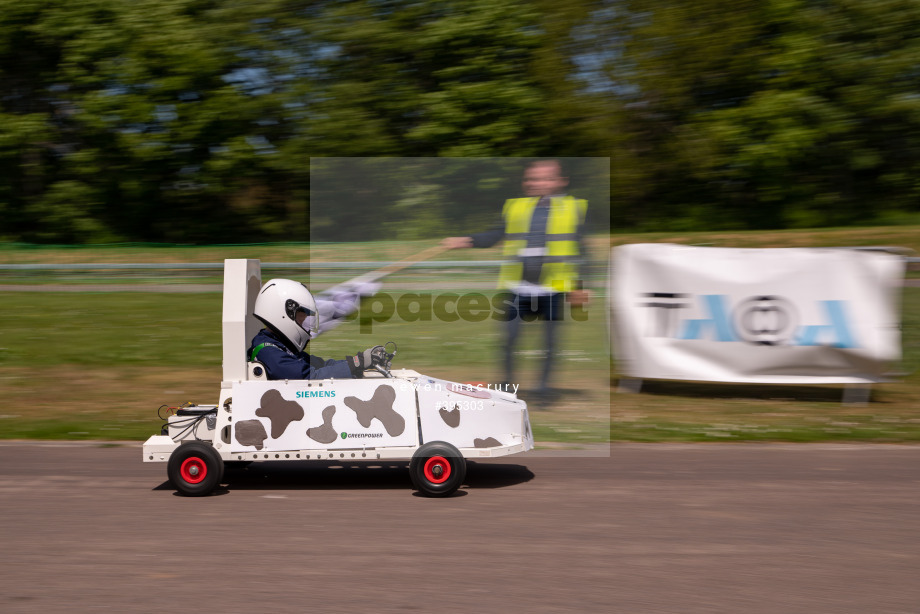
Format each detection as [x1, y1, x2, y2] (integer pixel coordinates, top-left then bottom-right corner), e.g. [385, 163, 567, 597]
[409, 441, 466, 497]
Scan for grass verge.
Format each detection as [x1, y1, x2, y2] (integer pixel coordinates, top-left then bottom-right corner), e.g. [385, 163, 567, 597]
[0, 228, 917, 443]
[0, 291, 610, 442]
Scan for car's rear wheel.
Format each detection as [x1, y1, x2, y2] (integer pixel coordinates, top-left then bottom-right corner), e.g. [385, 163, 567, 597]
[410, 441, 466, 497]
[167, 441, 224, 496]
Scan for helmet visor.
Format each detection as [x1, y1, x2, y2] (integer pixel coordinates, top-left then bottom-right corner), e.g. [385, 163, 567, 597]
[286, 299, 318, 337]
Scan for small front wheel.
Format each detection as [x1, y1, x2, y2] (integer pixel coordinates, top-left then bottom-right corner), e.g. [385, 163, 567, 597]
[410, 442, 466, 497]
[167, 441, 224, 496]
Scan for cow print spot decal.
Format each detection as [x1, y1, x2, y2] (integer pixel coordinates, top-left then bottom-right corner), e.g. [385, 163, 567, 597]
[439, 405, 460, 428]
[307, 405, 338, 444]
[474, 437, 502, 448]
[344, 385, 405, 436]
[255, 389, 304, 439]
[236, 420, 268, 450]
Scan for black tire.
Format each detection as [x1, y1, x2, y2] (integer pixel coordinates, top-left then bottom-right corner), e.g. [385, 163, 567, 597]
[167, 441, 224, 496]
[409, 441, 466, 497]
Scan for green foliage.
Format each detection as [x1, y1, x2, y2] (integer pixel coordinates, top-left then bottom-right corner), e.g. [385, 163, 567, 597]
[0, 0, 308, 243]
[2, 1, 920, 240]
[610, 0, 920, 230]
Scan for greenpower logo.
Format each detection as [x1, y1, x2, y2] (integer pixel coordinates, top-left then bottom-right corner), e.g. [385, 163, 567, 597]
[340, 432, 384, 440]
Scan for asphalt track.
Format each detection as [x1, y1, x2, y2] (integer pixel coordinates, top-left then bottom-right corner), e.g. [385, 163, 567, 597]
[0, 442, 917, 613]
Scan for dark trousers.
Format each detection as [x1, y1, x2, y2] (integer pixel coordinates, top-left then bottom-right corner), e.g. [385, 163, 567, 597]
[498, 292, 564, 390]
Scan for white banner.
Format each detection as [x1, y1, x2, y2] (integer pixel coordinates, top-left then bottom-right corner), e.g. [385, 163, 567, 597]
[611, 244, 905, 384]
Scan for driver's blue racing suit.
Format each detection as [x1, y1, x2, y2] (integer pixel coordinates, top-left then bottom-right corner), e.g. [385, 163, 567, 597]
[247, 328, 355, 380]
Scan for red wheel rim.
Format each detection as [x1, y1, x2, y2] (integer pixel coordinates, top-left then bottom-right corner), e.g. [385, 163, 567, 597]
[423, 456, 451, 484]
[180, 457, 207, 484]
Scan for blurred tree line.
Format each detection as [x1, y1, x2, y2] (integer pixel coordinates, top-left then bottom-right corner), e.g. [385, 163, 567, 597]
[1, 0, 919, 243]
[310, 157, 610, 241]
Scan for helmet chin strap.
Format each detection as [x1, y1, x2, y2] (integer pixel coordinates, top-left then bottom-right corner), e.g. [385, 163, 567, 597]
[302, 326, 314, 347]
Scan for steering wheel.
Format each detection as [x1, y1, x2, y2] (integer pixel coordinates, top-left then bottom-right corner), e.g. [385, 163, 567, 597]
[372, 341, 398, 377]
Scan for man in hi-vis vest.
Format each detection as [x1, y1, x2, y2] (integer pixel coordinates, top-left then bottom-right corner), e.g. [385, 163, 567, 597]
[442, 159, 589, 399]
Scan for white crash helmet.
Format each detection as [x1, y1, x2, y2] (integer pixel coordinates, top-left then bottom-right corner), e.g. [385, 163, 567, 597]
[253, 279, 319, 352]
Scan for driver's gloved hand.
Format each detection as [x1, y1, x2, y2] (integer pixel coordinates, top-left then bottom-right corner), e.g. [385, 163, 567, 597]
[370, 345, 387, 365]
[348, 346, 386, 378]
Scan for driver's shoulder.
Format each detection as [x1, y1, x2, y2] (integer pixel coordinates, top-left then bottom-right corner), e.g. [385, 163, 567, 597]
[249, 331, 296, 359]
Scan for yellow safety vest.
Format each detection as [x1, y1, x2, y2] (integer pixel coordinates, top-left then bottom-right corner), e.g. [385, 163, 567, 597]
[498, 196, 587, 292]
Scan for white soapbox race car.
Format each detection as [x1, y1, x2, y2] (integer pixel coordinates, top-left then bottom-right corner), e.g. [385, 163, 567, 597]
[143, 259, 534, 497]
